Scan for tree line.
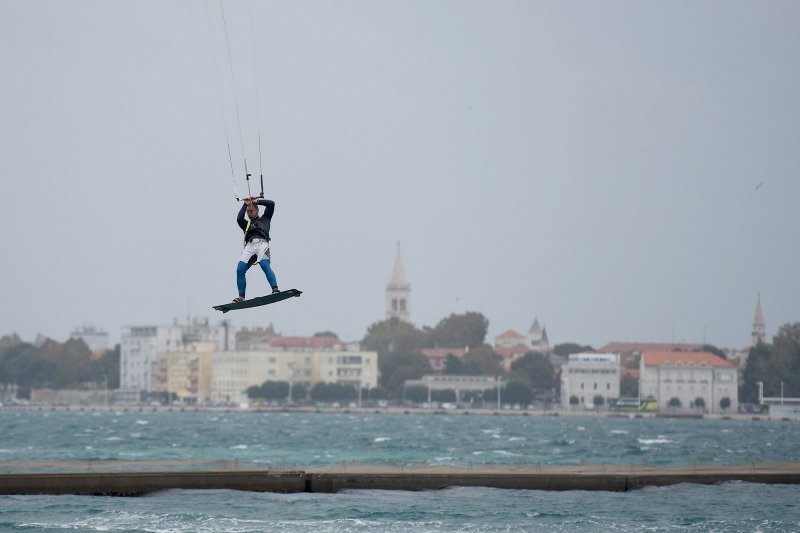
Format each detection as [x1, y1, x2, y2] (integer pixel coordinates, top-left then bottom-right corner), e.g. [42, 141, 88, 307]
[0, 334, 119, 398]
[740, 322, 800, 403]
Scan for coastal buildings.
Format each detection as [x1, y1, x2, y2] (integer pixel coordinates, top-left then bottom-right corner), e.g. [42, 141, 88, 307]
[211, 338, 378, 405]
[120, 318, 233, 392]
[155, 342, 214, 403]
[639, 351, 738, 414]
[560, 353, 621, 409]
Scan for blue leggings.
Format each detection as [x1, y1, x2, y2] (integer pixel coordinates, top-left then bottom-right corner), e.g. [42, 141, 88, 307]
[237, 259, 278, 297]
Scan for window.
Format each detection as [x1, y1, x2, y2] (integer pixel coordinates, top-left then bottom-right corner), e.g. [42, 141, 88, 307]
[593, 383, 597, 390]
[606, 383, 610, 390]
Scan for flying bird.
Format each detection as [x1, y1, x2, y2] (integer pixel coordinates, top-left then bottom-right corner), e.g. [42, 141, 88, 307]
[755, 181, 765, 190]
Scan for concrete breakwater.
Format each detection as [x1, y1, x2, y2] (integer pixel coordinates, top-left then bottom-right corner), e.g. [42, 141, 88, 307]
[2, 462, 799, 496]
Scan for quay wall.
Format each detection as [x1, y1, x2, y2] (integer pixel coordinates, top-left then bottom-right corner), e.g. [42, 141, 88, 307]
[2, 464, 799, 495]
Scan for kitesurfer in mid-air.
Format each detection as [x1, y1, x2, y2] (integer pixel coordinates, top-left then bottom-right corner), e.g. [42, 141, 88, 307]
[233, 196, 279, 302]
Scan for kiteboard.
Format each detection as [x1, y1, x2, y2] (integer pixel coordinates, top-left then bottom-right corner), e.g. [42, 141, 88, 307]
[213, 289, 302, 313]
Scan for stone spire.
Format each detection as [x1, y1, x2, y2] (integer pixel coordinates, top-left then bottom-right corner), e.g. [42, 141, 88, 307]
[527, 317, 550, 353]
[752, 293, 766, 347]
[386, 242, 411, 322]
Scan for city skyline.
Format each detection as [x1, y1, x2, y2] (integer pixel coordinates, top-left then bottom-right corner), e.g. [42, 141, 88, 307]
[21, 287, 772, 354]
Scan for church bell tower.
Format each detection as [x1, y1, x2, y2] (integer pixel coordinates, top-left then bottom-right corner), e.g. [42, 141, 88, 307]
[386, 243, 411, 322]
[752, 293, 766, 347]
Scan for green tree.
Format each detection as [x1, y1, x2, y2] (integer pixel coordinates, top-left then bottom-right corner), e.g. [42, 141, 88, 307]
[291, 383, 308, 402]
[740, 323, 800, 402]
[427, 312, 489, 349]
[740, 342, 771, 403]
[404, 385, 428, 403]
[694, 397, 706, 411]
[510, 352, 554, 394]
[39, 338, 94, 388]
[250, 381, 289, 400]
[365, 386, 389, 400]
[593, 395, 605, 409]
[0, 334, 21, 356]
[700, 344, 727, 359]
[363, 317, 427, 357]
[0, 343, 55, 397]
[363, 318, 429, 395]
[720, 397, 731, 411]
[769, 322, 800, 397]
[569, 395, 579, 406]
[504, 380, 533, 405]
[313, 331, 338, 338]
[444, 354, 465, 375]
[89, 345, 120, 389]
[553, 343, 593, 357]
[381, 351, 431, 395]
[668, 397, 681, 408]
[620, 374, 639, 397]
[310, 382, 357, 402]
[463, 345, 503, 376]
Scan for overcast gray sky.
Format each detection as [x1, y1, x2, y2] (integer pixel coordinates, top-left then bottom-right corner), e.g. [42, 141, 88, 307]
[1, 1, 798, 349]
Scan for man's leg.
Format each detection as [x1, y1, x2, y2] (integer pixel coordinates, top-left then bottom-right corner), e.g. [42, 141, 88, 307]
[258, 259, 279, 293]
[236, 261, 250, 299]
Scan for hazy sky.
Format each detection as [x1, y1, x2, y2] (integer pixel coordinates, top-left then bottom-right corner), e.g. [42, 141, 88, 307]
[1, 1, 798, 349]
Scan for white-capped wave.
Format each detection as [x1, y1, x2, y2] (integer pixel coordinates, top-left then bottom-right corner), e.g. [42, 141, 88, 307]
[373, 437, 391, 443]
[610, 429, 629, 435]
[493, 450, 523, 457]
[135, 420, 149, 425]
[638, 437, 673, 444]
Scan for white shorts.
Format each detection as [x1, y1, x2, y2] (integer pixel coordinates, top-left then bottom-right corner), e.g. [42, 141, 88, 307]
[239, 238, 271, 265]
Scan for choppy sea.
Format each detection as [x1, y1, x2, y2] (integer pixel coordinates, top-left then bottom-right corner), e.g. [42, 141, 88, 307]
[1, 410, 799, 531]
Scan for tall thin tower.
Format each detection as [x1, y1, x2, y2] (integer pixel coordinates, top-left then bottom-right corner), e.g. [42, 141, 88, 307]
[752, 293, 766, 347]
[386, 242, 411, 322]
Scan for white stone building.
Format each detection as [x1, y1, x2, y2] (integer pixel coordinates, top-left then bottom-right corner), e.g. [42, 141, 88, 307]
[70, 324, 109, 355]
[639, 351, 738, 414]
[120, 318, 234, 392]
[560, 352, 620, 409]
[210, 345, 379, 405]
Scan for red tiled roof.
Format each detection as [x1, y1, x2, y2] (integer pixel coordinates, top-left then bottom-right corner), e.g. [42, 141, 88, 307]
[641, 351, 732, 368]
[495, 330, 525, 339]
[270, 336, 341, 348]
[600, 342, 704, 353]
[421, 348, 466, 359]
[496, 345, 530, 358]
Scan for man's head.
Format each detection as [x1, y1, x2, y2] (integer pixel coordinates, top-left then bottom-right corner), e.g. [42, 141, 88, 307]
[246, 202, 260, 219]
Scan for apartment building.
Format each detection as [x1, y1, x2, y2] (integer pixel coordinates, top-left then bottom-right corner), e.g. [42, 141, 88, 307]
[560, 352, 620, 409]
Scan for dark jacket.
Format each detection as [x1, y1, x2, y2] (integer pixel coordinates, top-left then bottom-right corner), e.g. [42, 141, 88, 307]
[237, 199, 275, 243]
